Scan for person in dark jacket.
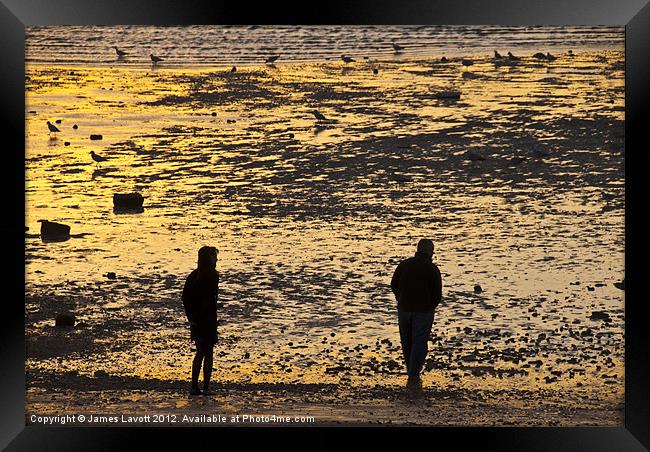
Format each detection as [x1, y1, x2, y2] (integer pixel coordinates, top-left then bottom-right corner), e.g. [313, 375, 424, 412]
[391, 239, 442, 387]
[182, 246, 219, 395]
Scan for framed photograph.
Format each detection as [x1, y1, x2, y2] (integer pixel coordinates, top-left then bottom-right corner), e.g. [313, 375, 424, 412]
[2, 0, 648, 449]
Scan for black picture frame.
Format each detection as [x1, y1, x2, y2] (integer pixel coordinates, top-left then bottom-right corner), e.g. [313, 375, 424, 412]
[3, 0, 648, 449]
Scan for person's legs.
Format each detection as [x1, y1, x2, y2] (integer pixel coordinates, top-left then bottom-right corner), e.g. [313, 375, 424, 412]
[407, 310, 435, 378]
[398, 310, 413, 375]
[202, 342, 214, 393]
[191, 340, 205, 394]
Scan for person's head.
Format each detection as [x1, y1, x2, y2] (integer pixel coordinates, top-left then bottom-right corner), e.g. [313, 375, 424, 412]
[416, 239, 434, 257]
[197, 246, 218, 270]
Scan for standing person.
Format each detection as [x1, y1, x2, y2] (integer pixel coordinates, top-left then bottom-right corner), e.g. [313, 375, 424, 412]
[390, 239, 442, 388]
[182, 246, 219, 396]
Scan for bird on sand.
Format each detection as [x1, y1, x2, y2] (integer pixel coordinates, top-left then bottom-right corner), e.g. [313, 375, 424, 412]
[47, 121, 60, 136]
[507, 52, 521, 61]
[150, 53, 163, 64]
[90, 150, 108, 167]
[265, 54, 280, 64]
[392, 42, 404, 53]
[312, 110, 328, 121]
[114, 46, 126, 57]
[494, 50, 503, 59]
[545, 52, 557, 61]
[341, 55, 355, 63]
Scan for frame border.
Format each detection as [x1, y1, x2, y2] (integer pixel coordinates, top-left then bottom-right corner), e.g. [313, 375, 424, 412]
[3, 0, 648, 449]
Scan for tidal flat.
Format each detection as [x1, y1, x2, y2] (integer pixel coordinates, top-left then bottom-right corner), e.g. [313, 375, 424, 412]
[26, 42, 624, 425]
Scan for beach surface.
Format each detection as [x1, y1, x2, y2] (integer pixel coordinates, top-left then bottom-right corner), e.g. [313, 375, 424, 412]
[26, 27, 624, 426]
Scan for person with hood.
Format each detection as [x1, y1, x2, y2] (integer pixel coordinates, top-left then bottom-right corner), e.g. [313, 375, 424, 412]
[182, 246, 219, 395]
[390, 239, 443, 388]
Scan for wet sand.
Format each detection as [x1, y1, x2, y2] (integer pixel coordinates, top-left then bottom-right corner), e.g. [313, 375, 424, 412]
[26, 49, 624, 425]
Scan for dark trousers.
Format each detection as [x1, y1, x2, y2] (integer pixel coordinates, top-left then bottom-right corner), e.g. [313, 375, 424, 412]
[398, 309, 435, 378]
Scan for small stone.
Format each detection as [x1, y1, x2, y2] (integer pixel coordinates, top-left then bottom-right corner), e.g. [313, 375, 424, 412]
[244, 352, 250, 359]
[72, 124, 78, 129]
[372, 68, 378, 75]
[90, 134, 103, 140]
[106, 272, 117, 280]
[55, 119, 62, 124]
[589, 311, 611, 322]
[39, 220, 70, 240]
[113, 193, 144, 209]
[55, 312, 75, 327]
[94, 370, 108, 378]
[474, 284, 483, 294]
[211, 112, 217, 117]
[64, 141, 70, 146]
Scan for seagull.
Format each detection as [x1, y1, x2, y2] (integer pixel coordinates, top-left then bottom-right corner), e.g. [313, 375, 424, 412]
[150, 54, 163, 64]
[312, 110, 327, 121]
[114, 46, 126, 57]
[265, 54, 280, 64]
[90, 150, 108, 167]
[392, 42, 404, 53]
[546, 52, 557, 61]
[507, 52, 521, 61]
[230, 66, 237, 73]
[494, 50, 503, 59]
[47, 121, 60, 136]
[341, 55, 355, 63]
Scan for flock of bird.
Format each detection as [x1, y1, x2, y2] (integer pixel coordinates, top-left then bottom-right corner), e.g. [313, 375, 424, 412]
[112, 40, 409, 66]
[114, 41, 568, 68]
[47, 43, 572, 167]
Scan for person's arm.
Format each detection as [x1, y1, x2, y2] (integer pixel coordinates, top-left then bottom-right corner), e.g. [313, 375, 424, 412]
[212, 271, 219, 310]
[432, 265, 442, 308]
[182, 273, 197, 324]
[391, 263, 402, 300]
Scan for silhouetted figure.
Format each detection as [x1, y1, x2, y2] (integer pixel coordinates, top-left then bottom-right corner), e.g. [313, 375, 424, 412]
[391, 239, 442, 388]
[182, 246, 219, 395]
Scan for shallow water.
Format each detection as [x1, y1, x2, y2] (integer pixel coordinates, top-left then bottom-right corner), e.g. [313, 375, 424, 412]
[25, 26, 624, 420]
[26, 25, 623, 67]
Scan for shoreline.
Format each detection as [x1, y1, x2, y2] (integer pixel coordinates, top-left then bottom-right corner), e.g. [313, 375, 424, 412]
[24, 49, 624, 71]
[26, 371, 623, 427]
